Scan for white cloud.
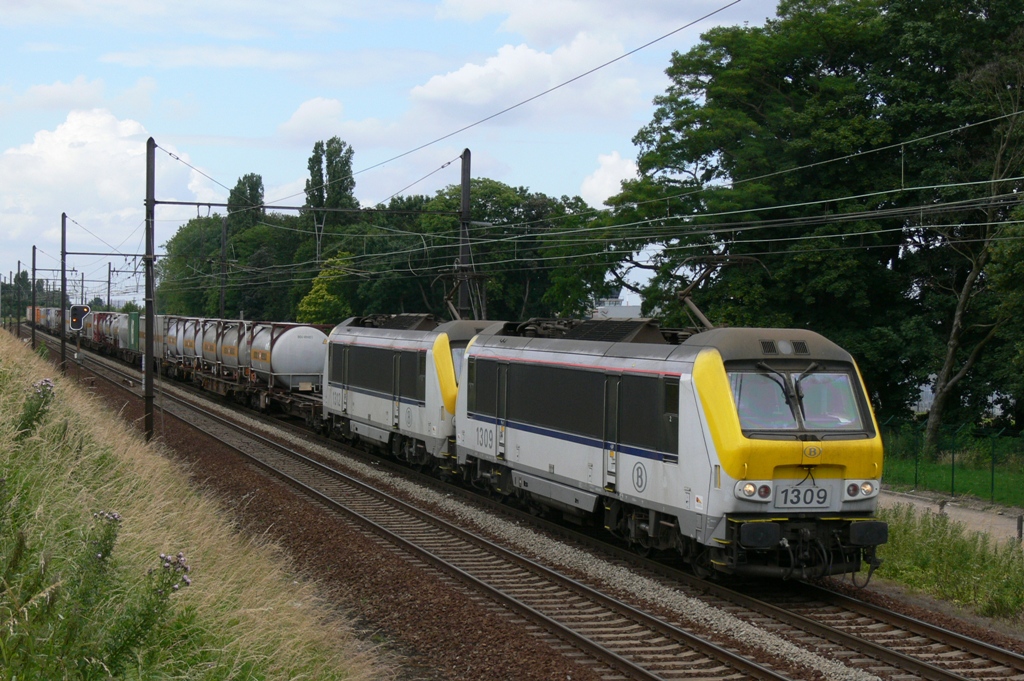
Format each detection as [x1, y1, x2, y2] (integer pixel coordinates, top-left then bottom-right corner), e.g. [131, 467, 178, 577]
[1, 0, 431, 38]
[277, 98, 348, 144]
[15, 76, 105, 111]
[101, 45, 316, 70]
[0, 110, 210, 271]
[580, 151, 636, 207]
[410, 33, 641, 129]
[115, 77, 159, 117]
[439, 0, 777, 47]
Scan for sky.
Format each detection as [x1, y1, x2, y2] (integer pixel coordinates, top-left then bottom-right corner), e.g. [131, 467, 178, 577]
[0, 0, 778, 308]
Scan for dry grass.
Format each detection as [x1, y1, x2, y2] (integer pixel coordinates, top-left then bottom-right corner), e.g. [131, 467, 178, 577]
[0, 331, 389, 680]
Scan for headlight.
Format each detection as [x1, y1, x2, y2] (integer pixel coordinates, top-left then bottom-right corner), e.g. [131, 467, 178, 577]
[845, 480, 879, 500]
[736, 481, 772, 502]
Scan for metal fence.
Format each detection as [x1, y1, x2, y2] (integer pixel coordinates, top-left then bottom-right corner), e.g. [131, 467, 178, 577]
[881, 422, 1024, 507]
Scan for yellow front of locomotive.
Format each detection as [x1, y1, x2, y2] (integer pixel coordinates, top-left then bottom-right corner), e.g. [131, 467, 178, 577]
[689, 328, 887, 579]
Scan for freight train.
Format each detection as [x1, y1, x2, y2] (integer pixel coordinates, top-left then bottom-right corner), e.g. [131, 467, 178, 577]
[29, 306, 888, 580]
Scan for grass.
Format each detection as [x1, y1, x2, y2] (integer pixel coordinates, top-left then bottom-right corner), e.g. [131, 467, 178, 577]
[0, 331, 385, 680]
[882, 456, 1024, 507]
[875, 429, 1024, 623]
[876, 503, 1024, 622]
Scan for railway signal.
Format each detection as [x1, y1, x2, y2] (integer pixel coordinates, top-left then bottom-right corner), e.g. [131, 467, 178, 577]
[70, 304, 91, 330]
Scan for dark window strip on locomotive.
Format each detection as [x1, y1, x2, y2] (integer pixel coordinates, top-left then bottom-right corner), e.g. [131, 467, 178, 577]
[329, 344, 426, 402]
[468, 358, 679, 457]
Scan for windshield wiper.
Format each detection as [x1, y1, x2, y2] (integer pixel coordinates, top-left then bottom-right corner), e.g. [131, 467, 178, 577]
[793, 362, 820, 418]
[757, 361, 798, 418]
[794, 362, 820, 398]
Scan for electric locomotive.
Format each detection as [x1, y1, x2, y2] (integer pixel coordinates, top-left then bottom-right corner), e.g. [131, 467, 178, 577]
[453, 318, 887, 579]
[322, 314, 494, 467]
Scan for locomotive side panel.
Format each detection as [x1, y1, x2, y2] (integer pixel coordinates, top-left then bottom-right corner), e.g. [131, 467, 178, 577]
[323, 322, 459, 458]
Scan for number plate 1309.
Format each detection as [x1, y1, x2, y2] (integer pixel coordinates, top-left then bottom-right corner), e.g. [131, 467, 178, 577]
[775, 486, 829, 508]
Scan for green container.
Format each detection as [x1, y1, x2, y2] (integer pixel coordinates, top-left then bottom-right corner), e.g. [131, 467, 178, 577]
[127, 312, 140, 352]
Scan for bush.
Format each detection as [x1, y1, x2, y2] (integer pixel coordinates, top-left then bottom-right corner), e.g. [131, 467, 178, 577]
[0, 492, 192, 679]
[878, 503, 1024, 621]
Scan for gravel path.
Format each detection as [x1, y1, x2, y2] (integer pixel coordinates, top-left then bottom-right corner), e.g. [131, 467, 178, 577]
[879, 489, 1024, 543]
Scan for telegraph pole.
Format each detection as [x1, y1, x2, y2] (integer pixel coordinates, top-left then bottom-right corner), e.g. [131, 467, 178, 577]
[31, 247, 36, 350]
[458, 148, 472, 319]
[107, 262, 112, 310]
[220, 215, 227, 318]
[144, 137, 156, 441]
[61, 213, 67, 375]
[16, 260, 21, 338]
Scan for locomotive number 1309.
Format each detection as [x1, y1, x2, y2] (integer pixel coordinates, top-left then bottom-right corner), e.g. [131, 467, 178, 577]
[775, 486, 829, 508]
[475, 427, 494, 449]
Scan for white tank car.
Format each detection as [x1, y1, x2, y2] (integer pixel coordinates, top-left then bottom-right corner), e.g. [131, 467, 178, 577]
[248, 322, 328, 391]
[112, 313, 129, 349]
[164, 316, 185, 360]
[217, 320, 252, 379]
[453, 318, 887, 579]
[139, 315, 164, 362]
[181, 318, 203, 364]
[201, 319, 221, 371]
[323, 314, 492, 466]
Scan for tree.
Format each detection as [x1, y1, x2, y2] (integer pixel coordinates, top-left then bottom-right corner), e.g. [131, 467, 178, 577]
[304, 138, 360, 258]
[612, 0, 1024, 434]
[622, 0, 923, 417]
[871, 0, 1024, 448]
[296, 254, 354, 324]
[227, 173, 265, 236]
[419, 179, 585, 320]
[156, 215, 222, 315]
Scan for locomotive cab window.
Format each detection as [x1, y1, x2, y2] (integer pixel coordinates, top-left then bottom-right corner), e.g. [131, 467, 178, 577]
[467, 358, 498, 416]
[328, 344, 346, 385]
[450, 342, 468, 383]
[727, 362, 868, 437]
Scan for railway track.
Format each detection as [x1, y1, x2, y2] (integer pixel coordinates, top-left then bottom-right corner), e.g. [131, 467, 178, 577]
[31, 328, 1024, 681]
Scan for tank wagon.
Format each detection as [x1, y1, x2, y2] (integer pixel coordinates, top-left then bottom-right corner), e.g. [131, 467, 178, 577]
[29, 308, 327, 424]
[166, 317, 329, 420]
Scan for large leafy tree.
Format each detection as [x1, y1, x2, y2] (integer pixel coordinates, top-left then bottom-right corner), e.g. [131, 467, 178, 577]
[158, 174, 310, 320]
[227, 173, 265, 236]
[871, 0, 1024, 447]
[622, 0, 921, 417]
[157, 215, 222, 315]
[419, 179, 588, 321]
[614, 0, 1024, 434]
[296, 253, 355, 324]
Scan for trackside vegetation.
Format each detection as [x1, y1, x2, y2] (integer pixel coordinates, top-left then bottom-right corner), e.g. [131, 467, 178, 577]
[876, 504, 1024, 622]
[0, 331, 383, 680]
